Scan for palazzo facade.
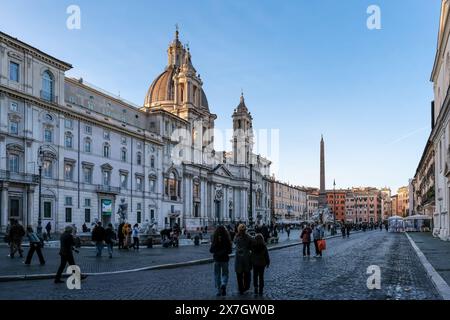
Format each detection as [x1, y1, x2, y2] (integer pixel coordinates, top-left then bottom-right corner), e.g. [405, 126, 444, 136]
[0, 30, 271, 232]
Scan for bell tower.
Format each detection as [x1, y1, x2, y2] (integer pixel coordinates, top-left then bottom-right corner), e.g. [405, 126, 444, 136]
[232, 92, 254, 165]
[167, 25, 185, 67]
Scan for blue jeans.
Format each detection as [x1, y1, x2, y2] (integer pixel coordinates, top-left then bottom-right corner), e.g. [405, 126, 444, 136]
[106, 243, 113, 257]
[214, 261, 229, 290]
[95, 242, 104, 256]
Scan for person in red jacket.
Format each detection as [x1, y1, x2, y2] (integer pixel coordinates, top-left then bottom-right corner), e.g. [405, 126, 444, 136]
[300, 224, 312, 257]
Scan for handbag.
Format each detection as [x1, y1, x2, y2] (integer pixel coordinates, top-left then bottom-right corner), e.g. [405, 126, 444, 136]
[318, 239, 327, 251]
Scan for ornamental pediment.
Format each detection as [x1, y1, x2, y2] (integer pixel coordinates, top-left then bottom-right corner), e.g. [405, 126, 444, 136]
[211, 164, 233, 178]
[7, 51, 23, 61]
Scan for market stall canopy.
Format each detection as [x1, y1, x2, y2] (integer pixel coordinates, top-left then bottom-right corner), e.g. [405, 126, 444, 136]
[405, 215, 432, 220]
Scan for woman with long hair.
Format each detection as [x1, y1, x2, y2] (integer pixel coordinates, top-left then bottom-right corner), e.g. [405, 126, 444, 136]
[210, 225, 232, 296]
[234, 224, 254, 294]
[251, 233, 270, 295]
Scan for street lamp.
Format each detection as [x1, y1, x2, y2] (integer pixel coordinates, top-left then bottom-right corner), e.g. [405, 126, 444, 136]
[37, 146, 44, 237]
[248, 163, 253, 228]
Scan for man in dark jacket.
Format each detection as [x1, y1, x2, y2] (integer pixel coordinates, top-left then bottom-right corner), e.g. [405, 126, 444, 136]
[105, 223, 116, 258]
[261, 224, 270, 243]
[210, 225, 233, 296]
[92, 222, 106, 257]
[9, 220, 25, 258]
[55, 225, 76, 283]
[45, 222, 52, 240]
[117, 222, 125, 249]
[300, 224, 312, 257]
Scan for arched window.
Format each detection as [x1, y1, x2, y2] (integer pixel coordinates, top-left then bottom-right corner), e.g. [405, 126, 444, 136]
[84, 138, 92, 153]
[103, 143, 110, 158]
[121, 148, 127, 162]
[165, 171, 179, 200]
[42, 70, 54, 101]
[43, 160, 53, 178]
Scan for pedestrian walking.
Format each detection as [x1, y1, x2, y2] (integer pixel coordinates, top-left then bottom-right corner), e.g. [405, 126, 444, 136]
[45, 221, 52, 240]
[5, 219, 12, 247]
[118, 221, 125, 249]
[346, 224, 351, 238]
[251, 234, 270, 295]
[82, 223, 89, 233]
[300, 224, 312, 257]
[123, 223, 132, 249]
[105, 223, 116, 258]
[234, 224, 254, 294]
[341, 224, 346, 238]
[379, 224, 383, 231]
[286, 225, 291, 238]
[313, 224, 325, 257]
[92, 222, 106, 257]
[8, 219, 25, 258]
[210, 225, 232, 296]
[55, 225, 77, 284]
[24, 226, 45, 265]
[132, 223, 140, 250]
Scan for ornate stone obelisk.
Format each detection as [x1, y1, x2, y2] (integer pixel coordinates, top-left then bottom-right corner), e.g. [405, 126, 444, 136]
[319, 135, 327, 208]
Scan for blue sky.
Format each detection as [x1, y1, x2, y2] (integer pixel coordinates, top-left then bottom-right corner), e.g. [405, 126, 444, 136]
[0, 0, 441, 192]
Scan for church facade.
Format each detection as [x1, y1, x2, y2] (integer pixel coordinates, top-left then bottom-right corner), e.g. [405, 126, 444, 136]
[0, 30, 271, 233]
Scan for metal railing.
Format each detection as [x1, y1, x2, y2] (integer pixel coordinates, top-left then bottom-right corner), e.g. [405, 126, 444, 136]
[96, 185, 120, 194]
[40, 90, 58, 104]
[0, 170, 39, 184]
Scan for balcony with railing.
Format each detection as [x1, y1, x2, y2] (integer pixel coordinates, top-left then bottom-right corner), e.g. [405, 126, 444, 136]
[96, 185, 121, 194]
[0, 170, 39, 184]
[40, 90, 58, 104]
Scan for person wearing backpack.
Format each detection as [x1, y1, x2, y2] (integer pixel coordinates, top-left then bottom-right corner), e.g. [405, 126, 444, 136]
[24, 226, 45, 265]
[300, 224, 312, 257]
[251, 234, 270, 295]
[210, 225, 232, 296]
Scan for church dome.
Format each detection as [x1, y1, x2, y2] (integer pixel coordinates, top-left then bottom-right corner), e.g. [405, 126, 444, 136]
[144, 66, 176, 107]
[144, 65, 209, 110]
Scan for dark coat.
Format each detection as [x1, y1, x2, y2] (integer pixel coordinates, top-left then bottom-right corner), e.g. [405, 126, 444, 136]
[9, 224, 25, 241]
[210, 239, 232, 262]
[117, 223, 125, 239]
[251, 244, 270, 268]
[92, 226, 106, 242]
[234, 234, 254, 273]
[300, 227, 312, 243]
[105, 228, 117, 244]
[261, 226, 270, 241]
[59, 231, 75, 257]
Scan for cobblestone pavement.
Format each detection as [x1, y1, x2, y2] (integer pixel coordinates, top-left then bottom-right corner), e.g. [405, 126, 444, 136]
[0, 230, 301, 276]
[0, 230, 440, 300]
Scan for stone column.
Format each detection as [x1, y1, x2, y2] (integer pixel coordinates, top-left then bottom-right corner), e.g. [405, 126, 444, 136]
[1, 183, 8, 232]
